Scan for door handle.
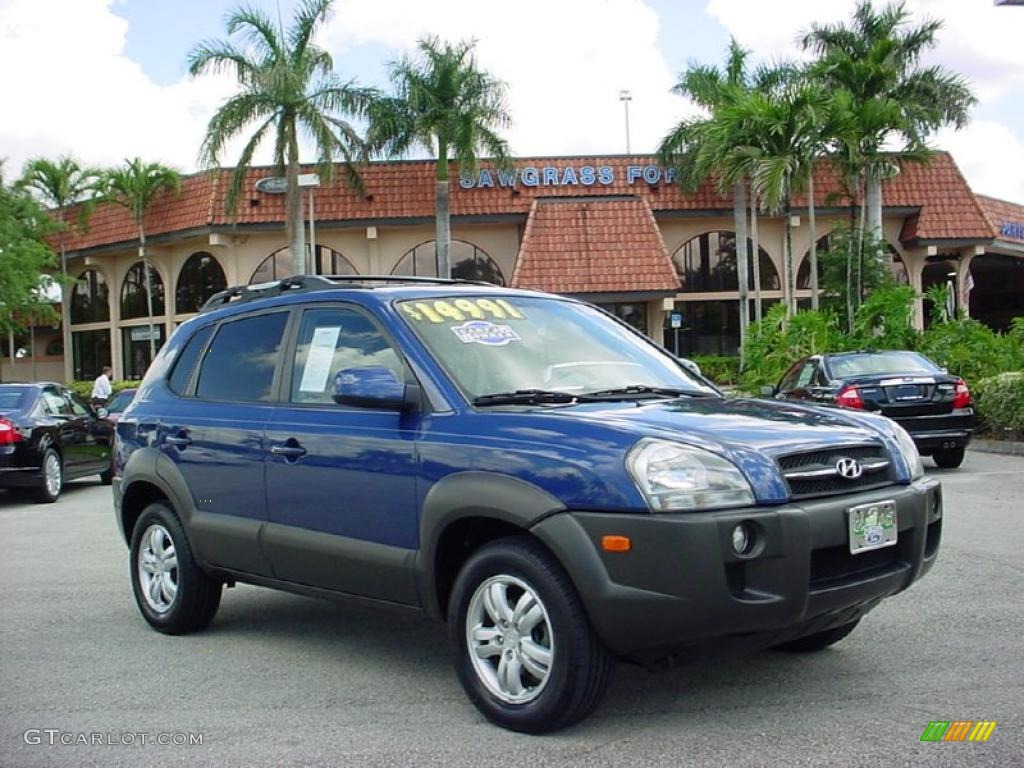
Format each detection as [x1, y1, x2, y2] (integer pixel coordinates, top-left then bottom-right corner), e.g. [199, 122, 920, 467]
[164, 432, 192, 448]
[270, 442, 306, 459]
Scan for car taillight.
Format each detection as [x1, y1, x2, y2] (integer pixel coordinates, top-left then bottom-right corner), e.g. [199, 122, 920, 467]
[835, 385, 865, 410]
[953, 378, 972, 409]
[0, 417, 21, 445]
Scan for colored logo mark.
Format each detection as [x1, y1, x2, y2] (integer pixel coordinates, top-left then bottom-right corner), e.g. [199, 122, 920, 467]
[920, 720, 997, 742]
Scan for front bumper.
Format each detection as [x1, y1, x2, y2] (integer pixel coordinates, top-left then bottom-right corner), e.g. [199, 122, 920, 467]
[531, 479, 942, 659]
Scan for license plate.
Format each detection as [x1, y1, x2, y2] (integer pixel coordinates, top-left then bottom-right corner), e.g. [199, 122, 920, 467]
[893, 384, 924, 401]
[848, 500, 898, 554]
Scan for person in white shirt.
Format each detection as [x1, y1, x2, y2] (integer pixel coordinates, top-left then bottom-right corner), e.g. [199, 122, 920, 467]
[91, 366, 113, 406]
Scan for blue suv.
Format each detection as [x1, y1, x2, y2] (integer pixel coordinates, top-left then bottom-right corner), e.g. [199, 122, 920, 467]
[113, 276, 942, 733]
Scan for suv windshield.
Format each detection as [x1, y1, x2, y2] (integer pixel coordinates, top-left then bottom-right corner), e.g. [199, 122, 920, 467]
[828, 352, 941, 378]
[397, 295, 713, 402]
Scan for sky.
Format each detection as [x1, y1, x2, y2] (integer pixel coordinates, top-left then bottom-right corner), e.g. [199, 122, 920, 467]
[1, 0, 1023, 202]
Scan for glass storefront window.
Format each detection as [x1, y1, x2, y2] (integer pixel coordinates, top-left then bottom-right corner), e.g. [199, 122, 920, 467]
[121, 262, 165, 320]
[598, 302, 649, 335]
[663, 300, 739, 357]
[70, 269, 110, 324]
[391, 240, 505, 284]
[176, 251, 227, 314]
[122, 325, 166, 380]
[72, 329, 111, 380]
[672, 232, 779, 292]
[249, 245, 358, 284]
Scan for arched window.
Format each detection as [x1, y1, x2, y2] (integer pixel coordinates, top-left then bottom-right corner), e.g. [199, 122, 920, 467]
[249, 245, 358, 284]
[391, 240, 505, 285]
[672, 232, 779, 293]
[121, 261, 165, 319]
[70, 269, 109, 324]
[798, 236, 908, 289]
[176, 251, 227, 314]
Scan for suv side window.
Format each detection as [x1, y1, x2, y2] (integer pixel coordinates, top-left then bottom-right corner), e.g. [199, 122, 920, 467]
[196, 312, 289, 402]
[168, 324, 215, 395]
[290, 307, 405, 404]
[42, 388, 72, 416]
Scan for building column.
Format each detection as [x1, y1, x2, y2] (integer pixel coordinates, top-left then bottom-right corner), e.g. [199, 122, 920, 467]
[647, 299, 669, 346]
[956, 247, 980, 318]
[902, 248, 927, 331]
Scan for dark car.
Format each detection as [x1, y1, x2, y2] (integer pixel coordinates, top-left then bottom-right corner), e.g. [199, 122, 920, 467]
[0, 383, 114, 502]
[104, 388, 137, 425]
[769, 350, 974, 468]
[114, 276, 941, 733]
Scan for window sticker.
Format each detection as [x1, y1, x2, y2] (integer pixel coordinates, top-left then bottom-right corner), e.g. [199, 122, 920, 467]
[298, 325, 341, 392]
[400, 298, 526, 324]
[450, 320, 521, 346]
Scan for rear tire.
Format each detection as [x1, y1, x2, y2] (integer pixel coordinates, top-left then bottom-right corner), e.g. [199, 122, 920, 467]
[448, 536, 613, 734]
[933, 447, 965, 469]
[129, 501, 221, 634]
[34, 448, 62, 503]
[772, 620, 860, 653]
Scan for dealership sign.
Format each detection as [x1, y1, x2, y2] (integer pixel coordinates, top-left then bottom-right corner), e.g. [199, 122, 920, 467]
[459, 164, 677, 190]
[1000, 220, 1024, 240]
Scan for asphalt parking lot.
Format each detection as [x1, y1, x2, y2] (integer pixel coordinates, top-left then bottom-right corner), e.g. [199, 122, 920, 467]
[1, 451, 1021, 768]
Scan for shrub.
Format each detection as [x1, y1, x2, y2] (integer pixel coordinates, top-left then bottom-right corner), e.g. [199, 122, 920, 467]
[917, 318, 1022, 383]
[691, 355, 740, 385]
[69, 380, 141, 401]
[740, 304, 848, 390]
[972, 372, 1024, 441]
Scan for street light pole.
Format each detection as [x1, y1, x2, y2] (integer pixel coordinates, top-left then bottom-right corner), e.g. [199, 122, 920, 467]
[619, 90, 632, 154]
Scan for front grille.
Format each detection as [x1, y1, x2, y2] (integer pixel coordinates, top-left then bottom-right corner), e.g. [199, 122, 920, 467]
[777, 444, 894, 499]
[810, 543, 904, 590]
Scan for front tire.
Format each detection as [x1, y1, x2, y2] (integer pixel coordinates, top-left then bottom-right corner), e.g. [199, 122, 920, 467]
[448, 536, 613, 733]
[129, 502, 221, 634]
[772, 620, 860, 653]
[34, 448, 63, 503]
[933, 446, 965, 469]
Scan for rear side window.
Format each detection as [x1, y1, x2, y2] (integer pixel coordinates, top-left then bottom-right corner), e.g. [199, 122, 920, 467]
[196, 312, 288, 402]
[168, 324, 214, 394]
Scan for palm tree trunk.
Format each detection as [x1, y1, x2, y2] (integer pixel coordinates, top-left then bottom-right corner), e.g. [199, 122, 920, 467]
[59, 219, 73, 383]
[856, 180, 867, 308]
[750, 184, 762, 324]
[784, 192, 795, 318]
[733, 181, 749, 362]
[140, 227, 155, 365]
[808, 172, 819, 311]
[865, 169, 883, 241]
[436, 139, 451, 279]
[286, 127, 304, 277]
[846, 180, 856, 333]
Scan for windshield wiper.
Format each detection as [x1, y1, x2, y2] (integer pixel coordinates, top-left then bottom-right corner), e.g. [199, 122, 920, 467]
[472, 389, 579, 407]
[580, 384, 701, 400]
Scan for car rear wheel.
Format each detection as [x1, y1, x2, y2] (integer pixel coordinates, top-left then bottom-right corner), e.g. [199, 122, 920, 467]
[448, 536, 613, 733]
[772, 619, 860, 653]
[932, 446, 965, 469]
[130, 502, 221, 634]
[34, 448, 62, 503]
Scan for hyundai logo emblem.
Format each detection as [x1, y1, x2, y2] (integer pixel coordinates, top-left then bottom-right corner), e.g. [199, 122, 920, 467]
[836, 457, 863, 479]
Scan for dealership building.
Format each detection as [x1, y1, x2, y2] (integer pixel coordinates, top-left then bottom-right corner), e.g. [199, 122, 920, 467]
[6, 153, 1024, 383]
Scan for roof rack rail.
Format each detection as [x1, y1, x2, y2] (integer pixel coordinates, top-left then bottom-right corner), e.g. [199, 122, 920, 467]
[198, 274, 495, 313]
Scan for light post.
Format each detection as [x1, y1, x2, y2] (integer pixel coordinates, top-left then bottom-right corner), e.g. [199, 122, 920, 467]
[619, 90, 632, 154]
[298, 173, 321, 275]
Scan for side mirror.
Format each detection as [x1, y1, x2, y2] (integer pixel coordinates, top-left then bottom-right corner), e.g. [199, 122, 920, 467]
[331, 366, 418, 412]
[96, 408, 109, 419]
[759, 385, 776, 398]
[678, 357, 702, 377]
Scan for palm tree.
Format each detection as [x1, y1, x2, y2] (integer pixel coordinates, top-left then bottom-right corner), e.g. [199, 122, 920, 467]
[660, 40, 754, 343]
[18, 156, 100, 382]
[802, 0, 975, 239]
[189, 0, 374, 276]
[368, 37, 511, 279]
[100, 159, 181, 363]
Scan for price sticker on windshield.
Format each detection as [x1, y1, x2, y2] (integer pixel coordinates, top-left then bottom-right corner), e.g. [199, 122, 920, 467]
[400, 298, 526, 324]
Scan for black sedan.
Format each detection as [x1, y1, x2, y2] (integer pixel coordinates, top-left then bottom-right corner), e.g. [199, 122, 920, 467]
[766, 350, 975, 468]
[0, 383, 115, 502]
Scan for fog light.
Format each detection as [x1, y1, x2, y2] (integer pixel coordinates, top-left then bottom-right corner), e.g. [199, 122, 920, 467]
[731, 523, 753, 555]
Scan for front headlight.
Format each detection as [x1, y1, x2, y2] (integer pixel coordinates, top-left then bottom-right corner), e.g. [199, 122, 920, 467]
[890, 422, 924, 480]
[626, 438, 755, 512]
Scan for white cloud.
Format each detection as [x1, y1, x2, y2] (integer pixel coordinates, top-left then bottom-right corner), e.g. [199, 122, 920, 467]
[0, 0, 236, 178]
[326, 0, 696, 157]
[706, 0, 1024, 202]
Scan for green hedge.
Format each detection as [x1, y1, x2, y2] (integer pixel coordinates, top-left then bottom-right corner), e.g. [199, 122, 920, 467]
[973, 372, 1024, 441]
[69, 380, 141, 401]
[691, 355, 741, 385]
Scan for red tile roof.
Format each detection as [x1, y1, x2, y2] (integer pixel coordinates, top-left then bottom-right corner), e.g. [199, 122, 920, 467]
[59, 152, 1001, 253]
[510, 197, 679, 294]
[976, 194, 1024, 245]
